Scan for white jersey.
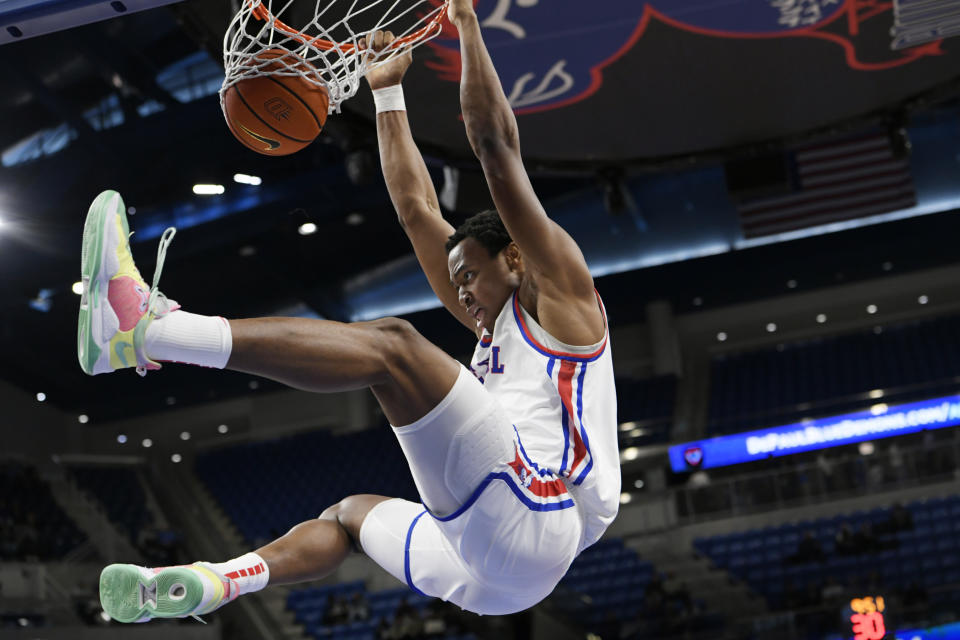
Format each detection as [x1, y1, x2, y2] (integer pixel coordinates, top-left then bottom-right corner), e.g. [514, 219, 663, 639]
[469, 290, 620, 552]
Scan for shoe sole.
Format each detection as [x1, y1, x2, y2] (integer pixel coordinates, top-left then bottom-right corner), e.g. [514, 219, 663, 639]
[77, 190, 126, 375]
[100, 564, 204, 623]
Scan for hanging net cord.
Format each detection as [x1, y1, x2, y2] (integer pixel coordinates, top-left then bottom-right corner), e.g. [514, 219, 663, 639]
[221, 0, 449, 113]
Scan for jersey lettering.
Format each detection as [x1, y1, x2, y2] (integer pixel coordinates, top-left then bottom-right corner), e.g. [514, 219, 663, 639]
[491, 346, 505, 374]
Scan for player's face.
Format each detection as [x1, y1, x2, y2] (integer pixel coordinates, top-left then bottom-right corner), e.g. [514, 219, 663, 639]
[448, 237, 522, 333]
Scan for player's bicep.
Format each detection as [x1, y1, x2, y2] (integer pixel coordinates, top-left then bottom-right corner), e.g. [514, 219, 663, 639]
[401, 208, 477, 333]
[478, 146, 594, 295]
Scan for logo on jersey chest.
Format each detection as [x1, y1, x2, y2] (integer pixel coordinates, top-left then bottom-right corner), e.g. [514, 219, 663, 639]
[472, 345, 506, 381]
[491, 346, 505, 374]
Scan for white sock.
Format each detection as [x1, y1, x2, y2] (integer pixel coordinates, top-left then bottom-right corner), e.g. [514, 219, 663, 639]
[144, 310, 232, 369]
[209, 552, 270, 596]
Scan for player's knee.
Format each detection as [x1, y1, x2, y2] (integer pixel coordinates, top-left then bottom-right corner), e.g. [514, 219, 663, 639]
[321, 495, 384, 547]
[368, 317, 423, 368]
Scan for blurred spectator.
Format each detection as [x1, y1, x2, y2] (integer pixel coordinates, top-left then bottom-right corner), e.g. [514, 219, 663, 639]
[901, 581, 928, 608]
[803, 581, 822, 608]
[836, 523, 856, 555]
[671, 583, 693, 613]
[866, 463, 884, 490]
[391, 597, 424, 640]
[821, 577, 844, 604]
[887, 443, 905, 482]
[346, 592, 370, 622]
[787, 531, 824, 564]
[880, 502, 914, 534]
[785, 580, 805, 610]
[422, 600, 449, 637]
[376, 617, 394, 640]
[816, 454, 835, 492]
[323, 595, 348, 626]
[853, 522, 879, 554]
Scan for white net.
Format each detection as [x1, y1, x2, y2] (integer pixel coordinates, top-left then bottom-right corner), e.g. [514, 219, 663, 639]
[222, 0, 448, 113]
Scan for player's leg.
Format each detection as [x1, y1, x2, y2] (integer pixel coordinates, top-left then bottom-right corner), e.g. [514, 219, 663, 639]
[253, 495, 391, 584]
[99, 495, 390, 623]
[226, 316, 459, 426]
[78, 189, 459, 426]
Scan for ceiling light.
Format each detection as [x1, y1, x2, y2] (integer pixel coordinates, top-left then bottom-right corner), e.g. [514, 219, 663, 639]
[233, 173, 262, 186]
[620, 447, 639, 462]
[859, 442, 875, 456]
[36, 392, 46, 402]
[171, 453, 182, 463]
[873, 326, 883, 335]
[72, 281, 84, 295]
[619, 492, 633, 504]
[766, 322, 777, 333]
[692, 297, 703, 306]
[142, 438, 153, 448]
[248, 380, 259, 390]
[629, 428, 643, 438]
[117, 434, 127, 444]
[717, 332, 727, 342]
[816, 313, 827, 323]
[127, 206, 136, 215]
[345, 212, 365, 226]
[78, 414, 89, 424]
[882, 261, 893, 271]
[786, 279, 797, 289]
[866, 304, 878, 314]
[918, 295, 929, 305]
[298, 222, 317, 236]
[870, 403, 888, 415]
[218, 424, 229, 434]
[180, 431, 191, 441]
[868, 389, 884, 399]
[634, 479, 645, 489]
[192, 184, 225, 195]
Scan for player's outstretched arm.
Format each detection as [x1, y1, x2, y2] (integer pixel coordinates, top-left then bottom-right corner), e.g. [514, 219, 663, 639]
[447, 1, 595, 302]
[363, 31, 476, 333]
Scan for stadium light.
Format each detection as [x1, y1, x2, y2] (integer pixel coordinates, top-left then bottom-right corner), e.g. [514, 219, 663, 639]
[193, 184, 225, 195]
[233, 173, 262, 186]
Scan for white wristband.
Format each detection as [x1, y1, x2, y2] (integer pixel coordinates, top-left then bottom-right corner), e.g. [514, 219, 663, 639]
[373, 85, 406, 114]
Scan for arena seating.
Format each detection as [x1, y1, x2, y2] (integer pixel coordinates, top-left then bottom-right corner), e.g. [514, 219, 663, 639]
[196, 428, 419, 546]
[286, 581, 475, 640]
[616, 375, 677, 447]
[708, 314, 960, 435]
[0, 461, 85, 560]
[557, 538, 655, 626]
[70, 466, 154, 544]
[694, 495, 960, 612]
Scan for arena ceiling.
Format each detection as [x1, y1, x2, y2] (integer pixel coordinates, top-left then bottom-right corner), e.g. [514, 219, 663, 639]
[0, 0, 958, 423]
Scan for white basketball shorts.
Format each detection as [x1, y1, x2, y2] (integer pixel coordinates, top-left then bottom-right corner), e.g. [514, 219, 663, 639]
[357, 365, 583, 615]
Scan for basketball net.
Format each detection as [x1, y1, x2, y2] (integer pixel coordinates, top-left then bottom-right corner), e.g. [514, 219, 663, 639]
[222, 0, 448, 114]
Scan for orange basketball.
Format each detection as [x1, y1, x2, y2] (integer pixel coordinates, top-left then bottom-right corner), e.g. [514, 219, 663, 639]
[223, 49, 329, 156]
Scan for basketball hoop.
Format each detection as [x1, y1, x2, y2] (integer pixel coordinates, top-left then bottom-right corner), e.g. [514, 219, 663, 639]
[222, 0, 448, 115]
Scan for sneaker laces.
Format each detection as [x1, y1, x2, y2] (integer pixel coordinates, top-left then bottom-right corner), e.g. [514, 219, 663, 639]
[135, 227, 178, 377]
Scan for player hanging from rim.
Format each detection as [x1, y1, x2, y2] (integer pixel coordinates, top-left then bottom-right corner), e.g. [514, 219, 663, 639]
[87, 0, 619, 621]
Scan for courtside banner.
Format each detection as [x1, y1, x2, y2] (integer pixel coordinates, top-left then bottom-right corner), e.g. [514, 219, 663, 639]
[669, 394, 960, 472]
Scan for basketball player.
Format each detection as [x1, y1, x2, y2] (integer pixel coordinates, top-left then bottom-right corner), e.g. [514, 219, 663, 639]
[89, 0, 618, 622]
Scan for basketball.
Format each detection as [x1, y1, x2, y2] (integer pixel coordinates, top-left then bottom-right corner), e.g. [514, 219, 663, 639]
[222, 48, 329, 156]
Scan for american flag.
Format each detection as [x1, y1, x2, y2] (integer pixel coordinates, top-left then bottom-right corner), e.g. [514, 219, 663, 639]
[738, 134, 916, 239]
